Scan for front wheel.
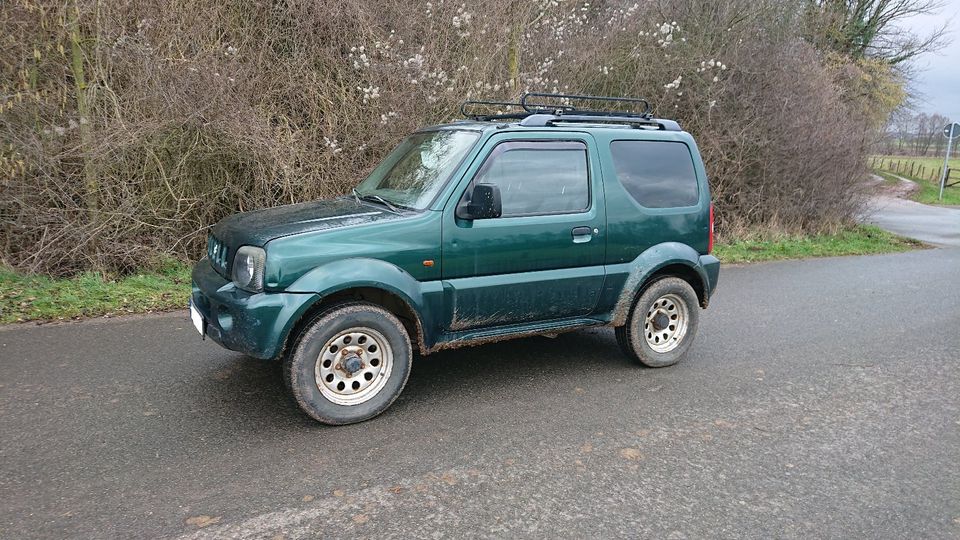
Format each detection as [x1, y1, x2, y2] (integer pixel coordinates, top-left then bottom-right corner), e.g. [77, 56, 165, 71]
[283, 303, 412, 425]
[615, 277, 700, 367]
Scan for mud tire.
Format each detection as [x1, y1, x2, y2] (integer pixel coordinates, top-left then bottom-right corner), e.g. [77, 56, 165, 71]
[615, 277, 700, 368]
[283, 302, 412, 425]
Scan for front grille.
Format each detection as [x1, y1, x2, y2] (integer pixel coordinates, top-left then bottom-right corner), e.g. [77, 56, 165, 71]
[207, 234, 229, 276]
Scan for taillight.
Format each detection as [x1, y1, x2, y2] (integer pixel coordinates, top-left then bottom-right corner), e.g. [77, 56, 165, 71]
[707, 203, 715, 254]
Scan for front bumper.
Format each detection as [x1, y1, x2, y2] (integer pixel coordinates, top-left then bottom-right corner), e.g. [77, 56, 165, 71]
[190, 259, 318, 360]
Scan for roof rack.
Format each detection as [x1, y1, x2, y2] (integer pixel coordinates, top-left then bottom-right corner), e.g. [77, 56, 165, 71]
[460, 92, 679, 131]
[520, 92, 652, 116]
[459, 98, 573, 121]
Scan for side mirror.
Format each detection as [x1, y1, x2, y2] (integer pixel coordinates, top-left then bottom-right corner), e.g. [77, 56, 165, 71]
[458, 183, 502, 219]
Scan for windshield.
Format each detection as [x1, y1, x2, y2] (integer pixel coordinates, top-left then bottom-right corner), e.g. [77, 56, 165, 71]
[355, 129, 480, 210]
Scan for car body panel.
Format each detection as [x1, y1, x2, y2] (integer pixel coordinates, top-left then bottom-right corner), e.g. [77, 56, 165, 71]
[264, 210, 442, 291]
[212, 197, 404, 250]
[440, 130, 607, 328]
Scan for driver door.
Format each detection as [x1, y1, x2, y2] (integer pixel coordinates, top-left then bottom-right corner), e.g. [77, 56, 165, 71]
[440, 132, 606, 331]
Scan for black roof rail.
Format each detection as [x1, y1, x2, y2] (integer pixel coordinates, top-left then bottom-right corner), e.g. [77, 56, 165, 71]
[459, 92, 677, 129]
[519, 92, 652, 117]
[460, 100, 524, 121]
[520, 113, 681, 131]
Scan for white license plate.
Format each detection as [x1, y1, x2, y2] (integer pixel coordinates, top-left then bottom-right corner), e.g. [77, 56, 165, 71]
[189, 301, 205, 337]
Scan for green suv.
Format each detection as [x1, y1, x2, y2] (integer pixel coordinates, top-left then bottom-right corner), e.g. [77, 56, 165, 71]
[190, 93, 720, 424]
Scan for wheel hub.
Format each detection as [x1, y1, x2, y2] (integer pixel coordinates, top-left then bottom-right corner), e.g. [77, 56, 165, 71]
[340, 351, 363, 376]
[642, 293, 689, 354]
[652, 312, 670, 331]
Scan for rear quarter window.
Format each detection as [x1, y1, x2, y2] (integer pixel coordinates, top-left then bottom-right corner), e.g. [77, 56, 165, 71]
[609, 140, 700, 208]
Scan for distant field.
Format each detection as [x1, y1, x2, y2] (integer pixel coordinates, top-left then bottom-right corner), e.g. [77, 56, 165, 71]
[872, 154, 960, 205]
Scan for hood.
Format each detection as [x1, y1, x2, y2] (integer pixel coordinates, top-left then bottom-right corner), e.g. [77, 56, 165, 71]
[211, 197, 406, 248]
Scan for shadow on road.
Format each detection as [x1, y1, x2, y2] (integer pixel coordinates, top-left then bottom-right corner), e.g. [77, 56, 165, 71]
[200, 327, 633, 427]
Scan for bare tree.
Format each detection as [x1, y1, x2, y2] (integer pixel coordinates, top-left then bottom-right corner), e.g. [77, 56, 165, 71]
[913, 113, 950, 155]
[804, 0, 949, 63]
[885, 107, 915, 153]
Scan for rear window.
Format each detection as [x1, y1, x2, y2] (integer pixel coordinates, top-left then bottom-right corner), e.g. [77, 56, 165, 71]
[609, 140, 699, 208]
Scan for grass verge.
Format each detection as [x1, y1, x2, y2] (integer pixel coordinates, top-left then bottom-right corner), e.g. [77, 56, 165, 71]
[0, 225, 924, 324]
[872, 154, 960, 206]
[0, 261, 191, 324]
[712, 225, 924, 264]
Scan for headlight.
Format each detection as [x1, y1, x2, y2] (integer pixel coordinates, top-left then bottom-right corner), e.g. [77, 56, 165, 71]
[232, 246, 266, 292]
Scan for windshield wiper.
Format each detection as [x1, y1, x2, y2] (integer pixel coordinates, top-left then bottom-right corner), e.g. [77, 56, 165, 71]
[352, 188, 362, 205]
[358, 193, 401, 214]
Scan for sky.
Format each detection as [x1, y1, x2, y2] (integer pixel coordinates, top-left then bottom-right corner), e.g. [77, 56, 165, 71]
[898, 0, 960, 120]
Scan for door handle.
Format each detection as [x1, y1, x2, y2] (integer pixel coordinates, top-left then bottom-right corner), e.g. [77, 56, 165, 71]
[571, 226, 594, 244]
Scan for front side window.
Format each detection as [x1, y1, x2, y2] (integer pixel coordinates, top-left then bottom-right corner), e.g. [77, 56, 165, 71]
[355, 129, 480, 210]
[471, 141, 589, 216]
[609, 140, 700, 208]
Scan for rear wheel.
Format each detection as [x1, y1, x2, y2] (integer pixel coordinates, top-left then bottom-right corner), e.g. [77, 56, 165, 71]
[615, 277, 700, 367]
[283, 303, 412, 425]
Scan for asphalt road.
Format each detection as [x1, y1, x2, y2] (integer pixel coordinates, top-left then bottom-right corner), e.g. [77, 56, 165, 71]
[2, 249, 959, 539]
[865, 194, 960, 247]
[863, 173, 960, 248]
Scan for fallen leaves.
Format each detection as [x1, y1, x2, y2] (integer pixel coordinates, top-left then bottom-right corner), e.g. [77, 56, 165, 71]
[185, 515, 221, 528]
[352, 514, 369, 524]
[440, 472, 457, 485]
[619, 448, 643, 461]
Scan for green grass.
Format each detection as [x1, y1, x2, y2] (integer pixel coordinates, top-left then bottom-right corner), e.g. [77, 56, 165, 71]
[872, 154, 960, 205]
[713, 225, 924, 264]
[0, 260, 191, 324]
[0, 226, 924, 323]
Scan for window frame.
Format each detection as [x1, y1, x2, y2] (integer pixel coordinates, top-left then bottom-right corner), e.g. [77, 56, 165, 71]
[459, 139, 593, 219]
[608, 139, 702, 210]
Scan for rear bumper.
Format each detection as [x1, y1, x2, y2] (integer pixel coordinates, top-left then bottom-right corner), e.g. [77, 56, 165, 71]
[699, 254, 721, 305]
[190, 259, 318, 360]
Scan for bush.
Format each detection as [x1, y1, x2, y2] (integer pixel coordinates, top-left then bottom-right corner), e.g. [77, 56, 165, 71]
[0, 0, 895, 275]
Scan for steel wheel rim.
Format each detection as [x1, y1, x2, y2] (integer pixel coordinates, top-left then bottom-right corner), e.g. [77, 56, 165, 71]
[642, 293, 689, 353]
[315, 327, 393, 406]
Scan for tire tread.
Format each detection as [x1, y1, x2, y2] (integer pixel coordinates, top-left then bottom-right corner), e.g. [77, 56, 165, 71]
[284, 301, 412, 425]
[615, 277, 700, 368]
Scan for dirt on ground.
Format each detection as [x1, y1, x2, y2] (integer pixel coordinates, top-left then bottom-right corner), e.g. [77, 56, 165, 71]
[865, 173, 920, 199]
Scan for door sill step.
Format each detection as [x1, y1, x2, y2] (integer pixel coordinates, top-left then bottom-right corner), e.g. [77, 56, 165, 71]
[431, 317, 607, 352]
